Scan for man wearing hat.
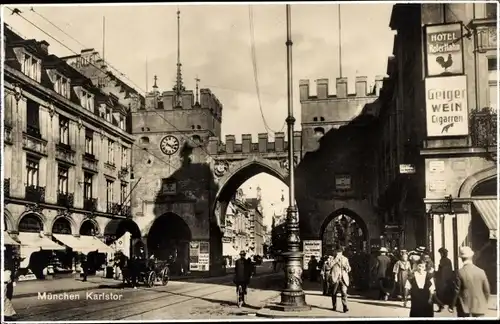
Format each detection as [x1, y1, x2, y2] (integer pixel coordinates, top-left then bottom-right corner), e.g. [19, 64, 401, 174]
[449, 246, 490, 317]
[234, 251, 252, 304]
[436, 247, 454, 312]
[329, 246, 351, 313]
[375, 247, 392, 301]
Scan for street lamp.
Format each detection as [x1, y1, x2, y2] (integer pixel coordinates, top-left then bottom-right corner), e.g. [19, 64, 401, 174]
[276, 4, 309, 311]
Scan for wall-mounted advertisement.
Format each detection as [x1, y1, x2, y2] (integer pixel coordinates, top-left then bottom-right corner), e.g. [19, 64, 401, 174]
[189, 241, 210, 271]
[425, 75, 468, 137]
[303, 240, 322, 270]
[425, 23, 464, 77]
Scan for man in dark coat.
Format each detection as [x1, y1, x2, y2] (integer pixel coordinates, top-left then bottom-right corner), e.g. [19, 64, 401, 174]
[449, 246, 491, 317]
[234, 251, 251, 302]
[375, 247, 392, 301]
[436, 247, 454, 312]
[308, 256, 318, 282]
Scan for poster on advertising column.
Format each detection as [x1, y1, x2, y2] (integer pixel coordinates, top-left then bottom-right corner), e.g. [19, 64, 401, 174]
[425, 75, 468, 137]
[303, 240, 322, 270]
[425, 23, 464, 77]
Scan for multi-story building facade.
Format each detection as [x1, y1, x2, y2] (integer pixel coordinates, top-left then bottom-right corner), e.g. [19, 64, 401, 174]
[3, 26, 136, 277]
[386, 3, 497, 290]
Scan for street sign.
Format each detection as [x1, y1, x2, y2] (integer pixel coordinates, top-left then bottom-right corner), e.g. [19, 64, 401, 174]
[399, 164, 416, 174]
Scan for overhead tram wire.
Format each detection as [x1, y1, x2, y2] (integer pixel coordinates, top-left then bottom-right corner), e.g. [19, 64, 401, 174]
[7, 8, 183, 171]
[28, 7, 146, 96]
[248, 6, 286, 137]
[8, 7, 221, 164]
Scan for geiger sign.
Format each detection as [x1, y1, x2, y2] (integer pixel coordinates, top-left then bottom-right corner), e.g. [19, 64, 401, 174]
[425, 75, 468, 137]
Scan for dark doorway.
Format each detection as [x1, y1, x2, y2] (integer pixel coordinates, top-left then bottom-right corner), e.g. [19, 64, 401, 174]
[147, 213, 192, 275]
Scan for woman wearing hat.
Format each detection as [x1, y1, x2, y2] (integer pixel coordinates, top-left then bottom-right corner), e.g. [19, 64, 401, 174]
[393, 250, 411, 306]
[405, 259, 436, 317]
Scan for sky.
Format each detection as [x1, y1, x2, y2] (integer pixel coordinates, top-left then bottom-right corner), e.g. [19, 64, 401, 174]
[3, 2, 395, 229]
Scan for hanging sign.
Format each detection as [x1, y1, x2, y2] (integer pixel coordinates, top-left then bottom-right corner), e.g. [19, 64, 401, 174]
[425, 22, 464, 77]
[425, 75, 468, 137]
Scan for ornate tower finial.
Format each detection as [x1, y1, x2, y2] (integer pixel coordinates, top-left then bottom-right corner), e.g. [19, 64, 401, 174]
[153, 75, 158, 90]
[174, 7, 184, 107]
[195, 76, 200, 105]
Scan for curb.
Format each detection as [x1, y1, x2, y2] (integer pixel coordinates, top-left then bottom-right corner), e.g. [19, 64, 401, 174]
[14, 270, 278, 299]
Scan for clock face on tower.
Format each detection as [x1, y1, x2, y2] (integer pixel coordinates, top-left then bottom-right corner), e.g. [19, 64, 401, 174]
[160, 135, 180, 155]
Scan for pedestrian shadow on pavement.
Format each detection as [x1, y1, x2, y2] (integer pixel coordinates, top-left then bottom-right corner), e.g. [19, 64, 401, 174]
[353, 299, 408, 309]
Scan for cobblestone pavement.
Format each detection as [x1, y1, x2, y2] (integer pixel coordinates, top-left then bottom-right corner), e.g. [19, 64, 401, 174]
[11, 271, 283, 321]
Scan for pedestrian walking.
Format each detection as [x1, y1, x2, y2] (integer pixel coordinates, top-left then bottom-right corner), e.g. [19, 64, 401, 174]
[449, 246, 490, 318]
[404, 259, 436, 317]
[435, 247, 454, 312]
[375, 247, 391, 300]
[393, 250, 411, 305]
[320, 255, 334, 296]
[308, 256, 318, 282]
[81, 254, 88, 282]
[3, 254, 17, 321]
[329, 246, 351, 313]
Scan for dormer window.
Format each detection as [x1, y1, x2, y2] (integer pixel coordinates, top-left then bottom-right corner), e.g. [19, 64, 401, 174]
[80, 89, 94, 111]
[119, 116, 125, 130]
[54, 74, 70, 98]
[106, 108, 112, 123]
[21, 53, 41, 82]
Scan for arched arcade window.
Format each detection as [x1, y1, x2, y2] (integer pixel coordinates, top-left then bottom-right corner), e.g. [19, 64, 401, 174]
[52, 218, 72, 235]
[19, 214, 43, 233]
[80, 220, 99, 236]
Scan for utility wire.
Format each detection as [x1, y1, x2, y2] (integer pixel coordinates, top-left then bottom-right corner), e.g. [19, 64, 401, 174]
[8, 7, 219, 164]
[28, 7, 146, 96]
[248, 6, 286, 136]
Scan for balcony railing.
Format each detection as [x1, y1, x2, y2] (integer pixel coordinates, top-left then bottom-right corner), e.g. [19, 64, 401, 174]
[470, 107, 497, 148]
[57, 191, 74, 208]
[106, 202, 132, 217]
[56, 143, 76, 165]
[25, 185, 46, 203]
[23, 133, 48, 156]
[83, 198, 98, 211]
[82, 153, 98, 173]
[4, 178, 10, 197]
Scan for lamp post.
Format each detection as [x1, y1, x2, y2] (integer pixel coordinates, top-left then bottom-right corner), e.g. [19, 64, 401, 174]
[277, 4, 309, 311]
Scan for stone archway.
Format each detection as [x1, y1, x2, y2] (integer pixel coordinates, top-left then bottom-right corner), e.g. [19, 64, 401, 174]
[320, 208, 369, 256]
[4, 209, 15, 232]
[147, 212, 192, 274]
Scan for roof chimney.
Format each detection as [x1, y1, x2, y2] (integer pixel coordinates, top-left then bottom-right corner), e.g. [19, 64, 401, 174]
[37, 40, 49, 54]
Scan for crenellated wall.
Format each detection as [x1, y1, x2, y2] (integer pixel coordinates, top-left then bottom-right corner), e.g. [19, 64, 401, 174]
[207, 132, 301, 156]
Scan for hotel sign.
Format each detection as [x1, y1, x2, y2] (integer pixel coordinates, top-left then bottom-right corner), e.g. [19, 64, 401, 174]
[425, 23, 464, 77]
[425, 75, 468, 137]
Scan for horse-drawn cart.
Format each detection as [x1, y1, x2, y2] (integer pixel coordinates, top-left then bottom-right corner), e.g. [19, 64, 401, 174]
[118, 256, 170, 288]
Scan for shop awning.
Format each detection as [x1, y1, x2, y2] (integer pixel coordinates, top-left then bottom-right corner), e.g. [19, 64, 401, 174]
[52, 234, 94, 254]
[473, 199, 498, 239]
[222, 242, 239, 256]
[85, 236, 115, 254]
[17, 232, 65, 250]
[3, 233, 20, 246]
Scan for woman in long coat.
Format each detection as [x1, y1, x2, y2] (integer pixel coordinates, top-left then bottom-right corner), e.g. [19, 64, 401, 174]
[393, 250, 412, 305]
[404, 259, 436, 317]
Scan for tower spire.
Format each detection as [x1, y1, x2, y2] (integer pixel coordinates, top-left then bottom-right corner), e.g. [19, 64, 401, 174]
[195, 76, 200, 105]
[174, 7, 184, 107]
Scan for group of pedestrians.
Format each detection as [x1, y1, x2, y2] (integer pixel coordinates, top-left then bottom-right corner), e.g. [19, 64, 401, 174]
[308, 244, 491, 318]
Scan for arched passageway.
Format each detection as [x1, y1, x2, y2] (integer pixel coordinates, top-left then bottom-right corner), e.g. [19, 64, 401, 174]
[320, 208, 369, 257]
[470, 177, 497, 292]
[147, 213, 192, 274]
